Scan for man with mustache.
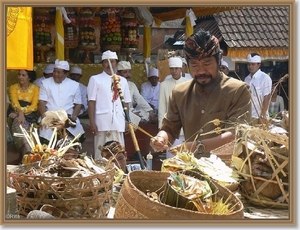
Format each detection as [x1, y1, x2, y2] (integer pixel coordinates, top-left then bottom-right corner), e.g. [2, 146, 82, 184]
[150, 29, 252, 158]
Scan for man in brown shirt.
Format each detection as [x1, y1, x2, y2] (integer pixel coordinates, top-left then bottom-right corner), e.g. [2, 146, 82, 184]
[150, 29, 251, 158]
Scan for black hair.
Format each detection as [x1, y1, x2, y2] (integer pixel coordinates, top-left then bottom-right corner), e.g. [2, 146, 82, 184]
[26, 70, 37, 83]
[249, 53, 260, 57]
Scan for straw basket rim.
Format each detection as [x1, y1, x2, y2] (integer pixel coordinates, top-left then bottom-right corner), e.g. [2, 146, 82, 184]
[114, 170, 244, 219]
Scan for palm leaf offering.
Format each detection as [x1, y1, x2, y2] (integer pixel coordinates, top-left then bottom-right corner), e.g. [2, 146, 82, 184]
[169, 172, 213, 200]
[160, 171, 237, 215]
[161, 151, 242, 188]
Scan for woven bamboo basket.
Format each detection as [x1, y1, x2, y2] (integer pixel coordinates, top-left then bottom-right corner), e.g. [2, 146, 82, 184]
[234, 124, 289, 209]
[114, 170, 244, 219]
[7, 162, 115, 219]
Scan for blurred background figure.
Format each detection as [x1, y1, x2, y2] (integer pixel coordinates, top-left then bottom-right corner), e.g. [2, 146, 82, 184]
[220, 59, 230, 75]
[269, 85, 285, 118]
[70, 66, 88, 118]
[164, 56, 192, 81]
[33, 64, 55, 87]
[140, 67, 160, 114]
[117, 61, 155, 124]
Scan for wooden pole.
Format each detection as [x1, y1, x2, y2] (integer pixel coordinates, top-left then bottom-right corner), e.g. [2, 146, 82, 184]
[108, 59, 145, 169]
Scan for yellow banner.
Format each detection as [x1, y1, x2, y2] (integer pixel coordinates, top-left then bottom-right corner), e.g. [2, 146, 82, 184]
[7, 7, 33, 70]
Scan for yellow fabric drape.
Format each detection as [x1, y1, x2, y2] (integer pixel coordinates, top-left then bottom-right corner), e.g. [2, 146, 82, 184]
[7, 7, 33, 70]
[143, 26, 151, 60]
[227, 47, 289, 60]
[185, 16, 193, 36]
[55, 8, 64, 60]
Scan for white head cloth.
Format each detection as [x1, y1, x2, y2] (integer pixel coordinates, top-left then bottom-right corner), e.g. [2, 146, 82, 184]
[70, 66, 82, 75]
[247, 54, 261, 63]
[117, 61, 131, 70]
[102, 50, 118, 61]
[148, 67, 158, 78]
[169, 57, 183, 68]
[55, 59, 70, 71]
[181, 57, 187, 65]
[220, 60, 229, 68]
[43, 64, 55, 74]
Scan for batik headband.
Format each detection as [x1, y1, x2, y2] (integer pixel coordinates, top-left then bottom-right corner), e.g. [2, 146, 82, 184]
[184, 35, 220, 60]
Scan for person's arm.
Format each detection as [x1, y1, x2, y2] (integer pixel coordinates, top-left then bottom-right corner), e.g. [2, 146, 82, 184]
[72, 104, 82, 120]
[88, 100, 97, 135]
[38, 100, 47, 118]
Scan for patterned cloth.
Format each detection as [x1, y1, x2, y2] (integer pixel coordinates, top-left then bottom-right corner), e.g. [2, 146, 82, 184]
[184, 35, 220, 60]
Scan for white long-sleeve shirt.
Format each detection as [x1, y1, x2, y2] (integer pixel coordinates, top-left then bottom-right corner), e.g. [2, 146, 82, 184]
[140, 81, 160, 111]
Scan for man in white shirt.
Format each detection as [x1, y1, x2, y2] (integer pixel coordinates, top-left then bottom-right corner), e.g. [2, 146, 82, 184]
[159, 57, 190, 158]
[244, 53, 272, 124]
[70, 66, 88, 117]
[87, 50, 131, 159]
[140, 67, 160, 114]
[33, 64, 55, 87]
[164, 57, 192, 81]
[38, 59, 85, 143]
[117, 61, 155, 124]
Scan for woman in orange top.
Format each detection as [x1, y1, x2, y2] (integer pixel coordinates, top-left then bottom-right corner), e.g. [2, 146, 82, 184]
[8, 70, 39, 157]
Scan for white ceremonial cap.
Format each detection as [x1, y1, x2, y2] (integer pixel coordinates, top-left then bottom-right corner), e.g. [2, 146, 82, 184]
[70, 66, 82, 75]
[220, 60, 229, 68]
[169, 57, 183, 68]
[148, 67, 158, 78]
[102, 50, 118, 61]
[44, 64, 55, 74]
[247, 54, 261, 63]
[117, 61, 131, 70]
[181, 57, 187, 65]
[54, 59, 70, 71]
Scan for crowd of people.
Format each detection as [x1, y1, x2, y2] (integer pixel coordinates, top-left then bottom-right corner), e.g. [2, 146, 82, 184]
[7, 28, 286, 171]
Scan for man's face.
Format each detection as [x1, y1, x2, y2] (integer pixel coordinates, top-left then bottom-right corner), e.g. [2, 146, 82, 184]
[70, 73, 82, 82]
[53, 68, 67, 83]
[189, 55, 219, 86]
[102, 59, 118, 75]
[169, 67, 182, 80]
[220, 65, 229, 75]
[247, 62, 260, 75]
[148, 76, 159, 86]
[118, 69, 131, 79]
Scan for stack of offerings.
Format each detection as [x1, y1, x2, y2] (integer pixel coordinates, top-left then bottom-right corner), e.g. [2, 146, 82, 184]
[7, 156, 115, 219]
[7, 126, 115, 219]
